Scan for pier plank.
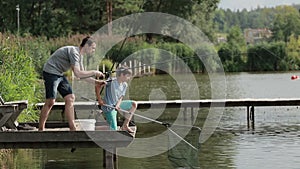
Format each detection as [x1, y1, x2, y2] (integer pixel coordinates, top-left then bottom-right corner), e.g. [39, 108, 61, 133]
[35, 98, 300, 110]
[0, 130, 134, 149]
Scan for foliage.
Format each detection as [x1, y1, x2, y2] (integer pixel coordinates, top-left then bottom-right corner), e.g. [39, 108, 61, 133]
[286, 34, 300, 69]
[0, 34, 40, 122]
[246, 42, 286, 71]
[214, 5, 300, 40]
[271, 6, 300, 42]
[99, 59, 113, 72]
[0, 0, 219, 40]
[0, 0, 107, 37]
[218, 26, 246, 72]
[106, 40, 220, 73]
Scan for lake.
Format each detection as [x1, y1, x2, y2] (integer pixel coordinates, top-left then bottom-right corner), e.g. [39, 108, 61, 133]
[2, 71, 300, 169]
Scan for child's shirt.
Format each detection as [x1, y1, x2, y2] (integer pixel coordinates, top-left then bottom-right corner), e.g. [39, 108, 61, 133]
[101, 78, 127, 112]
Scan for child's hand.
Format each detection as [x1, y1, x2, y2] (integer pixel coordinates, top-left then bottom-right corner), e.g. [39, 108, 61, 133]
[115, 105, 121, 111]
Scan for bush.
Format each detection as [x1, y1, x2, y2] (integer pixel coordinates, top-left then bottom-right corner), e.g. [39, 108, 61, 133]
[0, 35, 40, 122]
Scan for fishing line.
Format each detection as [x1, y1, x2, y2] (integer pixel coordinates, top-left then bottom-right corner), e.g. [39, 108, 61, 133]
[97, 101, 199, 151]
[80, 96, 200, 150]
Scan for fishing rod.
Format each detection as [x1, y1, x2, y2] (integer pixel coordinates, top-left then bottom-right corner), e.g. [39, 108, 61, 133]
[81, 96, 199, 150]
[106, 0, 146, 79]
[102, 104, 199, 151]
[80, 2, 146, 81]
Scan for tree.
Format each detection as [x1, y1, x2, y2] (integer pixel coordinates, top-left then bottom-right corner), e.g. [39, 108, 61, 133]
[271, 6, 300, 42]
[286, 34, 300, 69]
[141, 0, 220, 42]
[246, 42, 286, 71]
[218, 26, 246, 71]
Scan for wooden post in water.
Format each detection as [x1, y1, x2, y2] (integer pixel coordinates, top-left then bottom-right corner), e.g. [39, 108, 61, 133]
[246, 106, 255, 130]
[103, 148, 118, 169]
[250, 106, 255, 129]
[247, 106, 250, 128]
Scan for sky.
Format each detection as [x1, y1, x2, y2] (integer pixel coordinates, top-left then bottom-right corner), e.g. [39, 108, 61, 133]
[218, 0, 300, 11]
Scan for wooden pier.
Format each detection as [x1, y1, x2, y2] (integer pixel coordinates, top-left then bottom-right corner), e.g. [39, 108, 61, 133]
[2, 98, 300, 168]
[0, 121, 136, 169]
[35, 98, 300, 109]
[0, 129, 134, 149]
[35, 97, 300, 128]
[0, 99, 136, 169]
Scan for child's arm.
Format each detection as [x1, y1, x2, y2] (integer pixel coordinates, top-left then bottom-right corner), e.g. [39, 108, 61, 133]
[115, 96, 124, 111]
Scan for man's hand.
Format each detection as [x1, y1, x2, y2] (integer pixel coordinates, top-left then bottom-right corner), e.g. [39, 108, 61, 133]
[95, 80, 107, 86]
[94, 71, 104, 78]
[98, 99, 105, 106]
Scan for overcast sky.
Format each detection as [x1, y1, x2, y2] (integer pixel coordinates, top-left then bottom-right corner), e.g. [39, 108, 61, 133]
[218, 0, 300, 11]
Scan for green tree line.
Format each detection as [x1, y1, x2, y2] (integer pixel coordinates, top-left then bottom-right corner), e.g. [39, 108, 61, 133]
[214, 5, 300, 71]
[0, 0, 218, 40]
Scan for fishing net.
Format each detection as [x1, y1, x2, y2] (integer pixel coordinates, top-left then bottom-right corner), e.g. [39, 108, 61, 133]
[168, 126, 201, 169]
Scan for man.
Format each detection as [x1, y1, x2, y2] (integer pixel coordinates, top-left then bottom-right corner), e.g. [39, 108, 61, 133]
[39, 36, 104, 131]
[95, 66, 137, 133]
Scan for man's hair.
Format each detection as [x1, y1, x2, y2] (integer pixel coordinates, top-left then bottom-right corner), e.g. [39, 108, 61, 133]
[80, 36, 95, 47]
[116, 66, 132, 77]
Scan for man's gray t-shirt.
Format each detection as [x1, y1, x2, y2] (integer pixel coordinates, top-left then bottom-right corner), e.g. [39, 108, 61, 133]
[43, 46, 83, 76]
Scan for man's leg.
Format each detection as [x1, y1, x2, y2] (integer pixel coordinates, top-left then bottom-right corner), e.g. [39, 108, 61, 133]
[39, 98, 55, 131]
[64, 94, 76, 131]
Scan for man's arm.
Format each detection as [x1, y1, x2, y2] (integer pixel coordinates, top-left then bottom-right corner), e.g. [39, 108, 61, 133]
[72, 65, 103, 79]
[95, 84, 105, 106]
[72, 65, 105, 85]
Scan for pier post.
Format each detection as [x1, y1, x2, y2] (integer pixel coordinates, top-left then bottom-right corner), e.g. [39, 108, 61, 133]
[246, 106, 255, 130]
[103, 148, 118, 169]
[250, 106, 255, 129]
[247, 106, 250, 127]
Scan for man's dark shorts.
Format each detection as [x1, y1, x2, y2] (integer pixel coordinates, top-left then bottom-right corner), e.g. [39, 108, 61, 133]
[43, 71, 73, 99]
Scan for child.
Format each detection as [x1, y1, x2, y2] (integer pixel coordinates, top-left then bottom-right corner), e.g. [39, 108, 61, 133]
[95, 66, 137, 133]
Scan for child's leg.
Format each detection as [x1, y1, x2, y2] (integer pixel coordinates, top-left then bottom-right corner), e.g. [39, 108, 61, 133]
[120, 100, 137, 131]
[104, 110, 118, 130]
